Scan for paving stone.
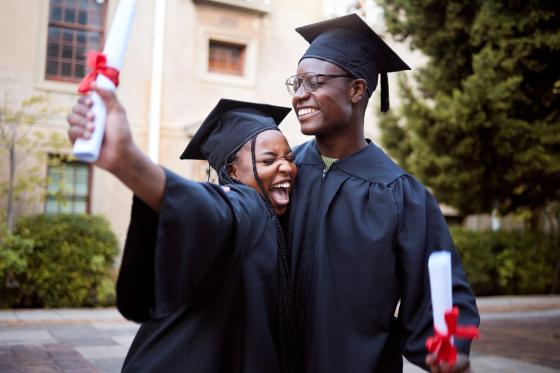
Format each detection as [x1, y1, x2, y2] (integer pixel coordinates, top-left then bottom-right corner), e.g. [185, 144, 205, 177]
[0, 367, 21, 373]
[0, 331, 55, 344]
[472, 355, 560, 373]
[0, 311, 17, 322]
[1, 301, 559, 372]
[56, 337, 119, 348]
[482, 309, 560, 320]
[13, 311, 62, 322]
[111, 335, 134, 346]
[13, 345, 51, 363]
[46, 325, 98, 338]
[55, 308, 122, 321]
[91, 322, 139, 331]
[21, 362, 61, 372]
[472, 316, 560, 370]
[76, 345, 129, 359]
[403, 360, 424, 372]
[90, 357, 125, 373]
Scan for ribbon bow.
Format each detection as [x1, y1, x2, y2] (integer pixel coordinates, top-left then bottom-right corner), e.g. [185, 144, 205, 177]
[426, 306, 479, 364]
[77, 51, 120, 94]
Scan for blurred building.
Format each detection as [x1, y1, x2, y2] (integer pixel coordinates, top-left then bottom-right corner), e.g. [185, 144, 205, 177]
[0, 0, 424, 246]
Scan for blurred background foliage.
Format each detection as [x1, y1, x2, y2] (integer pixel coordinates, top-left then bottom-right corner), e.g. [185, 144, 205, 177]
[374, 0, 559, 294]
[376, 0, 560, 220]
[451, 227, 559, 295]
[0, 214, 119, 308]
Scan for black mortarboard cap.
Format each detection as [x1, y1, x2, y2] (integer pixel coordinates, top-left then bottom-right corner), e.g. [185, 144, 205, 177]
[180, 99, 291, 171]
[296, 13, 410, 112]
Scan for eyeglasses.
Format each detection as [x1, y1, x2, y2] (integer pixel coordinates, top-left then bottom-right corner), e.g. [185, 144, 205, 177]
[285, 72, 355, 95]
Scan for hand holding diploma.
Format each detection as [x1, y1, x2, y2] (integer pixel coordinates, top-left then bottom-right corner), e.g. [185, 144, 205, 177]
[425, 251, 479, 373]
[72, 0, 136, 162]
[67, 84, 164, 212]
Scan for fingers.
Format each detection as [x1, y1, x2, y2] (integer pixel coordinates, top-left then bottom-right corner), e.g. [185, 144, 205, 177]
[452, 354, 471, 373]
[91, 83, 121, 111]
[77, 94, 93, 107]
[67, 99, 94, 143]
[425, 353, 472, 373]
[426, 354, 441, 373]
[67, 113, 93, 142]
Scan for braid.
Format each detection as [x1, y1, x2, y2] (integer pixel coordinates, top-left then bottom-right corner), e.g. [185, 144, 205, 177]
[250, 136, 300, 372]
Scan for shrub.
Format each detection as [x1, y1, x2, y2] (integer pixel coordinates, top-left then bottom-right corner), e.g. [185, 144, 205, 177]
[451, 227, 559, 296]
[0, 230, 34, 307]
[7, 214, 119, 308]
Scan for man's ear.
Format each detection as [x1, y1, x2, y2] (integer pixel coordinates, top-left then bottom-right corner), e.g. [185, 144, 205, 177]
[350, 79, 368, 104]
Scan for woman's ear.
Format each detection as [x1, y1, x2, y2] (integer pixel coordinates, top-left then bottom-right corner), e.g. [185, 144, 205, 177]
[350, 79, 368, 104]
[226, 163, 239, 181]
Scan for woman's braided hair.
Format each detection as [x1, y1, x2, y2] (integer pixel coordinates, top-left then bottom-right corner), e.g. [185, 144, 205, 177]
[218, 134, 300, 372]
[249, 136, 300, 373]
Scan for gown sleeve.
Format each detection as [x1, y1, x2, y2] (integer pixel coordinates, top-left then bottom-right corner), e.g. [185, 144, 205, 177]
[391, 174, 480, 369]
[117, 168, 240, 322]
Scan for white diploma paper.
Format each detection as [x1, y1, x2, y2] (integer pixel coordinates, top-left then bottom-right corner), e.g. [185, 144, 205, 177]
[72, 0, 136, 162]
[428, 251, 453, 335]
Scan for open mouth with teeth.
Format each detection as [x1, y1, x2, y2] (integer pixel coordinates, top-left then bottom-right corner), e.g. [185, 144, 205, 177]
[297, 107, 319, 118]
[268, 181, 291, 208]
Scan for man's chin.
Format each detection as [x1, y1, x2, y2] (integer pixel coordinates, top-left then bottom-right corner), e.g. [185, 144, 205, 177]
[299, 123, 322, 136]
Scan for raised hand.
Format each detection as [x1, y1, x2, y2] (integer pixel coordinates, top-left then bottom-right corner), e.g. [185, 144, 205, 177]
[67, 84, 134, 173]
[66, 84, 165, 211]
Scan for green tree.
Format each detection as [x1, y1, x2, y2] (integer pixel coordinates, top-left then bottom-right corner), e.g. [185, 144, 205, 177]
[0, 83, 68, 233]
[376, 1, 560, 220]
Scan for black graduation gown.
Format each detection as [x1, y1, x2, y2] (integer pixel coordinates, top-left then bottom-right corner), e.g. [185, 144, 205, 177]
[116, 169, 281, 373]
[287, 140, 480, 373]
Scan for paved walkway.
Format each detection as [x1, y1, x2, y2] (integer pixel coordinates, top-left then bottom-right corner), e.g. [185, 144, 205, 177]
[0, 296, 558, 372]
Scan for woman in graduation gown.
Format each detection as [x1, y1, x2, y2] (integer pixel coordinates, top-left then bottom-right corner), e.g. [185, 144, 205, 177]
[67, 87, 299, 372]
[284, 14, 480, 373]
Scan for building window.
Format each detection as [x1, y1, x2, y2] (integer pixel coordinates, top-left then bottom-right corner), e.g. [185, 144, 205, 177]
[45, 159, 91, 214]
[45, 0, 107, 82]
[208, 40, 246, 76]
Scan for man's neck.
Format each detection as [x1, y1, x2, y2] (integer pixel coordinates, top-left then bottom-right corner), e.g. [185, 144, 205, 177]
[315, 134, 368, 159]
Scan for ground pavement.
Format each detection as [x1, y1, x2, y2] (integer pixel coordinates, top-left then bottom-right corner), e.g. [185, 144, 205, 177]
[0, 295, 558, 373]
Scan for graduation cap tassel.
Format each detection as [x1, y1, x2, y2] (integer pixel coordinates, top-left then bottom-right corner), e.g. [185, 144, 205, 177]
[380, 72, 389, 112]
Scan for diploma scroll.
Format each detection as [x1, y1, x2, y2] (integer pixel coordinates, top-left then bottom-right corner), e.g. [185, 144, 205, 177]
[428, 251, 453, 335]
[426, 251, 479, 364]
[72, 0, 136, 162]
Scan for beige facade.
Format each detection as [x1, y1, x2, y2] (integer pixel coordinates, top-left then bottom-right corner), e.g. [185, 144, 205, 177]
[0, 0, 424, 247]
[0, 0, 325, 245]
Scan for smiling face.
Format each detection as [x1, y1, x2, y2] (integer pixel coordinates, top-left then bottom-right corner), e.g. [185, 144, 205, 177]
[228, 130, 297, 216]
[292, 58, 358, 137]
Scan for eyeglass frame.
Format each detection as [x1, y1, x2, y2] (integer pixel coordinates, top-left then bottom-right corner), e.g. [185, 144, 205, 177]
[285, 72, 356, 96]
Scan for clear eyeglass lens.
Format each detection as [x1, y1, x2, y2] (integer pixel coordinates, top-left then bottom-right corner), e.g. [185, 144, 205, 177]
[287, 73, 324, 95]
[303, 74, 318, 91]
[292, 76, 302, 94]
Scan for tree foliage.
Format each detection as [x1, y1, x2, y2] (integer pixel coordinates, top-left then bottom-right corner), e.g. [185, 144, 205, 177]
[377, 0, 560, 217]
[0, 83, 68, 233]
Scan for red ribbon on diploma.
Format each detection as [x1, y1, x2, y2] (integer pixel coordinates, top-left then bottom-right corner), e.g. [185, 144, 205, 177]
[426, 306, 479, 365]
[77, 51, 120, 94]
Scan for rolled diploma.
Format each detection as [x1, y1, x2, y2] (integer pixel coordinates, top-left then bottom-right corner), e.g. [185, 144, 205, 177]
[72, 0, 136, 162]
[428, 251, 453, 337]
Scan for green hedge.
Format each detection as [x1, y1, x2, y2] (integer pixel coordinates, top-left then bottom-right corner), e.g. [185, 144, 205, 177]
[0, 214, 119, 308]
[451, 227, 560, 296]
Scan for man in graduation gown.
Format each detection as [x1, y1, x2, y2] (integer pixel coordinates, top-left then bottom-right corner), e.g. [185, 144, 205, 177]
[284, 14, 480, 372]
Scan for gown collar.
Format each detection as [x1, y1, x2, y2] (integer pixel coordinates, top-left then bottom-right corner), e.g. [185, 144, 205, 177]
[297, 139, 405, 185]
